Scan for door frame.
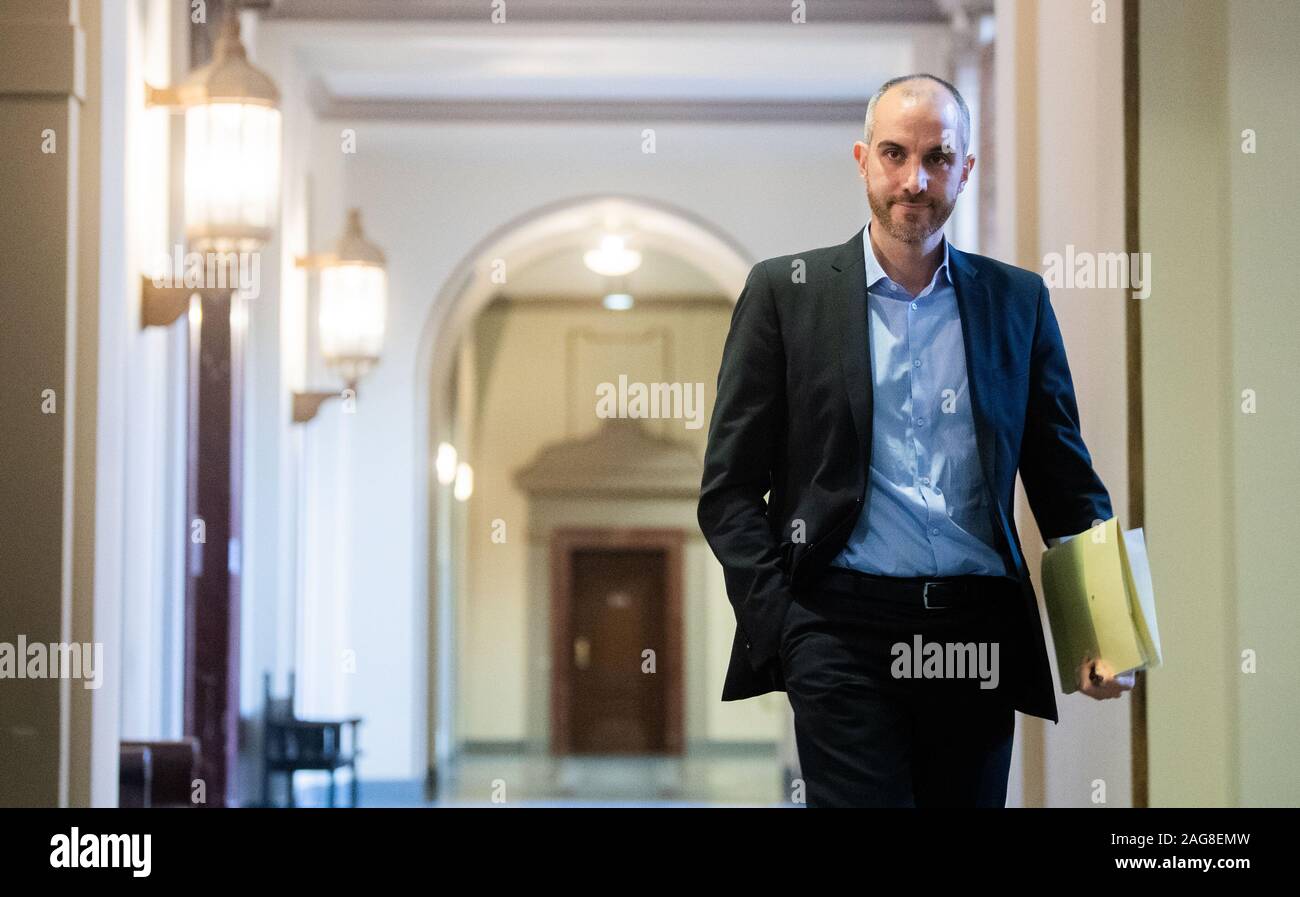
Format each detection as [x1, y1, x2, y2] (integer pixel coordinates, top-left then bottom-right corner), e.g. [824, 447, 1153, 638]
[549, 527, 685, 755]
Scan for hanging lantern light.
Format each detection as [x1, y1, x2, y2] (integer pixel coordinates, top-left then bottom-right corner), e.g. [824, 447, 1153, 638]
[583, 234, 641, 277]
[317, 208, 388, 388]
[174, 11, 282, 252]
[291, 208, 389, 423]
[140, 7, 283, 328]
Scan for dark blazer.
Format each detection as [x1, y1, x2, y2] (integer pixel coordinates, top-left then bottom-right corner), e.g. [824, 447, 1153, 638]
[697, 225, 1113, 724]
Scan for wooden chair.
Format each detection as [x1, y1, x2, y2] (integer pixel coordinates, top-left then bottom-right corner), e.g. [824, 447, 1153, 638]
[119, 744, 151, 807]
[261, 671, 362, 807]
[119, 737, 201, 807]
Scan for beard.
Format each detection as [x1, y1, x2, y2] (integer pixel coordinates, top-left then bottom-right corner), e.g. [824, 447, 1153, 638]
[866, 177, 957, 244]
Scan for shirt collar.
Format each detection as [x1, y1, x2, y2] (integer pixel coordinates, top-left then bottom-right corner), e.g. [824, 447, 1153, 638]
[863, 219, 951, 295]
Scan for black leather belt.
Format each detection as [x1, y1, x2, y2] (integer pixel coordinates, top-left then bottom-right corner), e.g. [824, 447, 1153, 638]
[803, 565, 1014, 609]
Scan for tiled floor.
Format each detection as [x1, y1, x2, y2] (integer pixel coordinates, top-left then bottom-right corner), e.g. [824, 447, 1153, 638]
[291, 753, 797, 808]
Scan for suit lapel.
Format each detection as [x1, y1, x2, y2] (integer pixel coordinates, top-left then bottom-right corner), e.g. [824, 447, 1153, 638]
[830, 227, 871, 466]
[950, 244, 1021, 572]
[948, 244, 999, 496]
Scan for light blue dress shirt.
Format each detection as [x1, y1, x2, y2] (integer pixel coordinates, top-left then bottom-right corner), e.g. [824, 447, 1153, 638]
[829, 221, 1010, 578]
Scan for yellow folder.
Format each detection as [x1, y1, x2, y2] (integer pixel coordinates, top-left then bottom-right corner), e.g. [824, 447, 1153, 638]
[1040, 517, 1162, 694]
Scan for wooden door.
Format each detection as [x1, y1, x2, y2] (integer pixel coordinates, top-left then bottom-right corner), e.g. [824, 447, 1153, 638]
[551, 529, 684, 755]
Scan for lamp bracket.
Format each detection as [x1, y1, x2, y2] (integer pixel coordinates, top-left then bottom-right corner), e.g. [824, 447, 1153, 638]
[292, 384, 359, 424]
[139, 275, 235, 328]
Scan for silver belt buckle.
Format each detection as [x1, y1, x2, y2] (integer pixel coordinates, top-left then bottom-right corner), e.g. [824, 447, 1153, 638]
[922, 581, 947, 610]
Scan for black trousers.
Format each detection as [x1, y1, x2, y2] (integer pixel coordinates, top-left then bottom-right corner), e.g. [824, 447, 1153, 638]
[780, 574, 1021, 808]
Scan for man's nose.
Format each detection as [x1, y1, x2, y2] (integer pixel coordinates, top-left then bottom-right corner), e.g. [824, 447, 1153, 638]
[905, 160, 928, 193]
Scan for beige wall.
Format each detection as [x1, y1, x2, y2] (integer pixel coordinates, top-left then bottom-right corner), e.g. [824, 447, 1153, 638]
[1225, 0, 1300, 809]
[1140, 0, 1300, 807]
[995, 0, 1132, 807]
[0, 0, 84, 807]
[0, 0, 123, 807]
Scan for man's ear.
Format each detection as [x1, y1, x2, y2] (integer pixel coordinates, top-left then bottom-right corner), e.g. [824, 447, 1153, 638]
[957, 154, 976, 192]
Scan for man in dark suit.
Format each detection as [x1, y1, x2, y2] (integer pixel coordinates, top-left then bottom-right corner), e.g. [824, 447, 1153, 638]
[697, 73, 1133, 808]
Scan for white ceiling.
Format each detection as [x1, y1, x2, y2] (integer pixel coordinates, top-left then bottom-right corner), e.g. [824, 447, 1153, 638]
[298, 28, 924, 103]
[258, 4, 961, 119]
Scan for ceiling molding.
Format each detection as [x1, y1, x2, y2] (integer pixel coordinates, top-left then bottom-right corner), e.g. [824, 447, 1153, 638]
[264, 0, 950, 24]
[310, 81, 872, 122]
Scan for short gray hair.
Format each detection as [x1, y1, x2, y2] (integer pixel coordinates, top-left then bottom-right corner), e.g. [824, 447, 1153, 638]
[864, 73, 971, 157]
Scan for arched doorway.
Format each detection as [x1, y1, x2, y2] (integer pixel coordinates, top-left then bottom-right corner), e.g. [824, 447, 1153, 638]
[411, 195, 754, 785]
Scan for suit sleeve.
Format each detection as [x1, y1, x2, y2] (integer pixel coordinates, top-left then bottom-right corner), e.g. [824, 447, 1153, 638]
[697, 260, 791, 670]
[1018, 277, 1115, 540]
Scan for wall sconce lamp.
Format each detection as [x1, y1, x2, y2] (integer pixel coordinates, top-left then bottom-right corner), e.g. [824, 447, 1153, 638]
[141, 7, 282, 328]
[435, 443, 459, 485]
[453, 462, 474, 502]
[434, 443, 471, 499]
[292, 208, 388, 423]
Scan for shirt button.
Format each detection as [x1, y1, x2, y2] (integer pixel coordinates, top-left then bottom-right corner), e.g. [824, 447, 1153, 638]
[919, 476, 930, 485]
[910, 302, 918, 310]
[916, 418, 926, 427]
[913, 359, 921, 367]
[931, 527, 940, 536]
